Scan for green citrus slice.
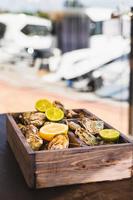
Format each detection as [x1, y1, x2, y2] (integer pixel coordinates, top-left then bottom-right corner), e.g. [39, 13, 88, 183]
[46, 107, 64, 121]
[35, 99, 53, 112]
[99, 129, 120, 142]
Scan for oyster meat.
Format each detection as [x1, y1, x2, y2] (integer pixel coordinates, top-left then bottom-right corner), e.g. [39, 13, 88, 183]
[53, 100, 65, 111]
[26, 133, 43, 151]
[68, 121, 81, 131]
[18, 112, 46, 127]
[25, 124, 38, 138]
[19, 112, 32, 125]
[75, 128, 98, 146]
[30, 112, 46, 127]
[18, 123, 27, 136]
[48, 134, 69, 150]
[81, 118, 104, 134]
[68, 131, 87, 147]
[65, 110, 78, 118]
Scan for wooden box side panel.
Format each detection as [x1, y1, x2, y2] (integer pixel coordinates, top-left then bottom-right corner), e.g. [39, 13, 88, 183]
[35, 145, 132, 188]
[6, 115, 35, 188]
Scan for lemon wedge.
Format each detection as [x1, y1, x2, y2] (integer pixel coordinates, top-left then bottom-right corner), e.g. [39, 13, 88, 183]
[39, 123, 68, 141]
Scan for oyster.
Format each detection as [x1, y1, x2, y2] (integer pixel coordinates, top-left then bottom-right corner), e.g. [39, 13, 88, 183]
[81, 118, 104, 134]
[18, 112, 45, 127]
[65, 110, 78, 118]
[21, 112, 32, 125]
[75, 128, 98, 146]
[48, 135, 69, 150]
[53, 100, 65, 111]
[25, 124, 38, 138]
[68, 131, 87, 147]
[68, 121, 81, 131]
[18, 123, 27, 136]
[30, 112, 46, 127]
[26, 133, 43, 151]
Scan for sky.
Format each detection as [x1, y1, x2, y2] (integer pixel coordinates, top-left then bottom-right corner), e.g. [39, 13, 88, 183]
[0, 0, 133, 12]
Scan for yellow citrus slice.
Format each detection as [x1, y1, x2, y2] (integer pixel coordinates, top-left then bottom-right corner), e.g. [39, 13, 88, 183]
[46, 107, 64, 121]
[35, 99, 53, 112]
[39, 123, 68, 141]
[99, 129, 120, 142]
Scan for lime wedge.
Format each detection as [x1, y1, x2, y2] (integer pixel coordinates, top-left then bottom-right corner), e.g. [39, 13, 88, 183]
[99, 129, 120, 142]
[35, 99, 53, 112]
[46, 107, 64, 121]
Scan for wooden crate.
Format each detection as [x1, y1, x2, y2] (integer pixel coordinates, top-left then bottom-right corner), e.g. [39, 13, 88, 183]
[6, 109, 133, 189]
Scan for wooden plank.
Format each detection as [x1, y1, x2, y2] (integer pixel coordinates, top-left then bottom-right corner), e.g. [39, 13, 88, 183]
[35, 145, 132, 188]
[6, 115, 35, 188]
[6, 111, 133, 189]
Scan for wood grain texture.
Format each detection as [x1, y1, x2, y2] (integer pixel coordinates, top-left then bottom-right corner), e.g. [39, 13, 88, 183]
[35, 144, 133, 188]
[2, 114, 133, 199]
[6, 111, 133, 189]
[6, 115, 35, 188]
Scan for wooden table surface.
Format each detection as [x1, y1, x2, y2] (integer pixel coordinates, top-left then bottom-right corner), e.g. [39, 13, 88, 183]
[0, 114, 133, 200]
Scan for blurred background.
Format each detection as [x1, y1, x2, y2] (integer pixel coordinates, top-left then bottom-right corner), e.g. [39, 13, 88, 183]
[0, 0, 133, 135]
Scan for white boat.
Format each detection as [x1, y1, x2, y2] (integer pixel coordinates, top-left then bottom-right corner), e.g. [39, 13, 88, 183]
[45, 35, 130, 82]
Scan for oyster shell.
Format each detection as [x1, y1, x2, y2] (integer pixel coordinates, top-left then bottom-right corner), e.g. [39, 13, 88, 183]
[25, 124, 38, 138]
[48, 135, 69, 150]
[68, 121, 81, 131]
[18, 123, 27, 136]
[68, 131, 87, 147]
[30, 112, 46, 127]
[26, 133, 43, 151]
[65, 110, 78, 118]
[18, 112, 45, 127]
[81, 118, 104, 134]
[53, 100, 65, 111]
[75, 128, 98, 146]
[19, 112, 32, 125]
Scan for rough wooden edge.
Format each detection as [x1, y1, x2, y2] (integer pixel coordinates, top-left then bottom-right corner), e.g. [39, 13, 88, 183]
[6, 114, 36, 188]
[6, 114, 34, 154]
[35, 142, 133, 159]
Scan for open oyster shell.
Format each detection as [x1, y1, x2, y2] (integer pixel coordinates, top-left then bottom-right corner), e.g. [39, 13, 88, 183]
[68, 131, 87, 147]
[25, 124, 38, 138]
[75, 128, 98, 146]
[48, 134, 69, 150]
[81, 118, 104, 134]
[30, 112, 46, 127]
[19, 112, 46, 127]
[68, 121, 81, 131]
[18, 123, 28, 136]
[53, 100, 65, 111]
[65, 110, 79, 118]
[26, 133, 43, 151]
